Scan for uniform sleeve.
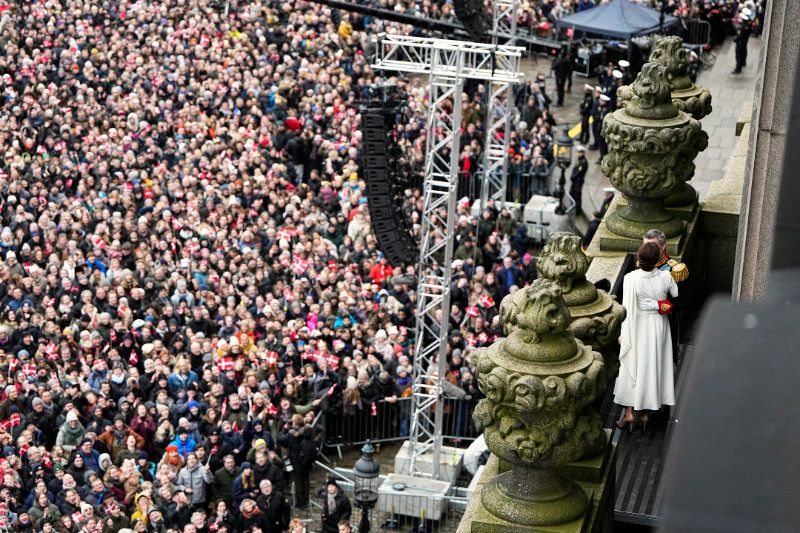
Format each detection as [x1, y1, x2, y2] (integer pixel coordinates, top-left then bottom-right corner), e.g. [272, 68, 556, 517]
[664, 271, 678, 298]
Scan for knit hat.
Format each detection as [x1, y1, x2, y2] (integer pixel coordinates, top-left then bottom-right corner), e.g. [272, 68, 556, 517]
[31, 397, 43, 408]
[66, 410, 79, 423]
[241, 462, 252, 470]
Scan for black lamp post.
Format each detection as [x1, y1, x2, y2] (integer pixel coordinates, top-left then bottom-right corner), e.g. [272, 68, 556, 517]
[554, 127, 574, 215]
[353, 441, 380, 533]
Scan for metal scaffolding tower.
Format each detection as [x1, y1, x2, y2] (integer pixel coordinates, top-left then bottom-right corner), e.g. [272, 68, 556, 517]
[373, 35, 522, 479]
[480, 0, 520, 211]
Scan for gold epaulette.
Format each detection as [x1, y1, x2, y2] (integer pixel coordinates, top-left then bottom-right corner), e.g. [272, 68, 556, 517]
[668, 259, 688, 282]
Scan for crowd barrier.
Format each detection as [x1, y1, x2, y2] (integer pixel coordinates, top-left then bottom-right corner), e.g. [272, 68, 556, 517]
[318, 396, 480, 450]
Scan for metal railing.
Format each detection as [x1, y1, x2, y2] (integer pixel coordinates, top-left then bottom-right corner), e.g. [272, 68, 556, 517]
[317, 396, 480, 452]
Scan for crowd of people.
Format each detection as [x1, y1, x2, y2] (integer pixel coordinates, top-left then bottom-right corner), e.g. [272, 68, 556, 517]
[0, 0, 560, 532]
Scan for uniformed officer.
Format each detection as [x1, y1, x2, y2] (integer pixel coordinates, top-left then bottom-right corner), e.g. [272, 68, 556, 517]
[618, 59, 634, 86]
[733, 9, 753, 74]
[569, 146, 589, 215]
[608, 69, 623, 110]
[579, 84, 594, 144]
[643, 229, 689, 360]
[596, 94, 611, 162]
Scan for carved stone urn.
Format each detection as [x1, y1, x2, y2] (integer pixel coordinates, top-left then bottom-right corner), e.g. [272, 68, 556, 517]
[472, 279, 607, 527]
[648, 36, 713, 207]
[601, 63, 708, 240]
[537, 232, 626, 381]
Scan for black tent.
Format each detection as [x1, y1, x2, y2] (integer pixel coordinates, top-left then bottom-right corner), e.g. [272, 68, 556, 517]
[556, 0, 679, 39]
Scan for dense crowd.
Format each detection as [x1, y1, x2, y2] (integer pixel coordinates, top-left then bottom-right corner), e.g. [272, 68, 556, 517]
[0, 0, 562, 532]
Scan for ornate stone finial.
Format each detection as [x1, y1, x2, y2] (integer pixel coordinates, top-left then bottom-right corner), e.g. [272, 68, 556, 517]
[537, 232, 626, 381]
[648, 36, 713, 209]
[649, 36, 713, 120]
[473, 279, 606, 527]
[600, 62, 708, 241]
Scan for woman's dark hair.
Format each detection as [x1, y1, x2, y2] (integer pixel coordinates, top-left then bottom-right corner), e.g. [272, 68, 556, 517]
[637, 242, 661, 272]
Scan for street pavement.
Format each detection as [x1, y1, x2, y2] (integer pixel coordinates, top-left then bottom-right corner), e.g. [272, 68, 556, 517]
[519, 35, 762, 224]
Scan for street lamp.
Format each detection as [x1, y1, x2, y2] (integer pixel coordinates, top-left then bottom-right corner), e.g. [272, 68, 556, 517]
[554, 127, 574, 215]
[353, 441, 381, 533]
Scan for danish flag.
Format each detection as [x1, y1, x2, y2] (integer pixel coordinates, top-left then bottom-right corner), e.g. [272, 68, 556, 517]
[209, 523, 219, 532]
[129, 351, 139, 365]
[478, 332, 489, 344]
[467, 336, 477, 347]
[72, 512, 84, 524]
[8, 413, 20, 427]
[0, 420, 9, 432]
[22, 364, 36, 378]
[263, 352, 278, 366]
[290, 257, 308, 275]
[217, 358, 235, 372]
[266, 405, 278, 417]
[43, 341, 58, 361]
[283, 289, 295, 302]
[479, 294, 495, 308]
[324, 354, 340, 370]
[466, 306, 481, 317]
[93, 236, 107, 250]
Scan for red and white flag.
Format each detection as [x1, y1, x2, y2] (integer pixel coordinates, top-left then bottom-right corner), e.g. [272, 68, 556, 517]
[266, 405, 278, 417]
[478, 332, 489, 344]
[72, 512, 84, 524]
[93, 236, 107, 250]
[217, 358, 235, 372]
[465, 306, 481, 317]
[8, 413, 21, 427]
[290, 257, 308, 275]
[263, 352, 278, 366]
[324, 354, 340, 370]
[22, 364, 36, 378]
[43, 341, 58, 361]
[479, 294, 495, 308]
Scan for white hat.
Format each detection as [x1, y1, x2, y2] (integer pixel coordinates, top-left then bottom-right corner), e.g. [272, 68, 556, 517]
[618, 59, 630, 68]
[584, 83, 593, 91]
[375, 329, 387, 339]
[612, 69, 623, 79]
[132, 319, 145, 329]
[594, 85, 602, 92]
[229, 336, 240, 346]
[576, 145, 586, 152]
[741, 7, 752, 17]
[142, 343, 155, 355]
[600, 94, 611, 102]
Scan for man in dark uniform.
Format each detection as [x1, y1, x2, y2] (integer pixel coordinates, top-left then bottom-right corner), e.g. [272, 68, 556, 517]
[733, 10, 753, 74]
[596, 94, 611, 163]
[608, 69, 623, 110]
[553, 50, 573, 107]
[579, 84, 594, 144]
[618, 59, 634, 85]
[643, 229, 690, 360]
[569, 146, 589, 216]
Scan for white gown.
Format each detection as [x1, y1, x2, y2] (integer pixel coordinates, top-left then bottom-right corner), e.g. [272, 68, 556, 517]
[613, 268, 678, 411]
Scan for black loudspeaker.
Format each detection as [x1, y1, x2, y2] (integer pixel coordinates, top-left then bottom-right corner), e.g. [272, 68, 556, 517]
[453, 0, 488, 40]
[362, 108, 417, 266]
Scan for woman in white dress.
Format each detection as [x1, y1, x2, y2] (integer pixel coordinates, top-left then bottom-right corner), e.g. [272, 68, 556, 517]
[614, 242, 678, 431]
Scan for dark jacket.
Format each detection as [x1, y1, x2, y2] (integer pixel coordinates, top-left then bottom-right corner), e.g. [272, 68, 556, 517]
[321, 489, 351, 533]
[276, 424, 316, 474]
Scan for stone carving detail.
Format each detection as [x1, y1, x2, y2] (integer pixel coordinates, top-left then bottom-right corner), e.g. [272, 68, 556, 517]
[473, 279, 607, 527]
[601, 62, 708, 240]
[648, 36, 713, 208]
[537, 232, 626, 381]
[649, 36, 713, 121]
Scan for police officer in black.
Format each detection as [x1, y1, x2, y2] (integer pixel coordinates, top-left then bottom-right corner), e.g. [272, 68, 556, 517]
[596, 94, 611, 163]
[569, 146, 589, 215]
[733, 10, 753, 74]
[579, 84, 594, 144]
[553, 50, 573, 107]
[589, 86, 602, 151]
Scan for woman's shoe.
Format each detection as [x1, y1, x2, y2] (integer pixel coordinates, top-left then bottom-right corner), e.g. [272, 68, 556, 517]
[639, 413, 650, 432]
[616, 413, 634, 432]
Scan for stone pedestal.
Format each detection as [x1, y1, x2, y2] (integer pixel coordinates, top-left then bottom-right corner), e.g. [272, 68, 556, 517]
[462, 430, 616, 533]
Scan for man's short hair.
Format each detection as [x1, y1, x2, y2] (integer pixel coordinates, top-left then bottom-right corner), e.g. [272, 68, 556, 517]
[643, 229, 667, 245]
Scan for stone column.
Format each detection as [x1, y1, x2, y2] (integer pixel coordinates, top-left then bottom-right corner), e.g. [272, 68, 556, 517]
[471, 279, 607, 530]
[732, 0, 799, 300]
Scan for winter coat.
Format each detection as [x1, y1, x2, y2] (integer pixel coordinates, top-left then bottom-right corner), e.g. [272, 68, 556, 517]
[176, 462, 214, 505]
[321, 489, 351, 533]
[27, 501, 61, 528]
[55, 421, 85, 454]
[212, 466, 241, 504]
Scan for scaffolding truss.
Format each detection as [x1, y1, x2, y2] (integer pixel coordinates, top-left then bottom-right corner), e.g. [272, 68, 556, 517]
[373, 35, 522, 479]
[480, 0, 520, 211]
